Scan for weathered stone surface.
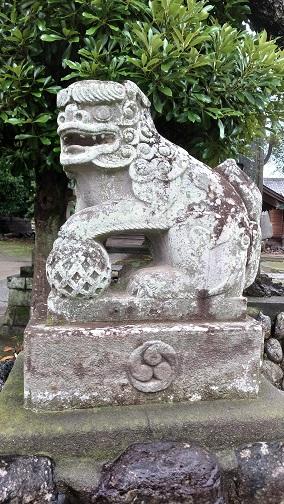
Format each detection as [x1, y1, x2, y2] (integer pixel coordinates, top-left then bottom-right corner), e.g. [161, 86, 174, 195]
[257, 312, 271, 340]
[54, 458, 102, 504]
[26, 79, 263, 411]
[264, 338, 283, 363]
[231, 442, 284, 503]
[24, 318, 262, 410]
[25, 277, 33, 290]
[47, 79, 262, 323]
[7, 275, 26, 290]
[5, 355, 284, 463]
[94, 442, 224, 503]
[1, 270, 32, 338]
[5, 305, 30, 328]
[247, 306, 260, 318]
[0, 323, 26, 338]
[261, 360, 283, 387]
[8, 288, 31, 307]
[48, 292, 247, 323]
[0, 456, 57, 503]
[13, 305, 30, 325]
[275, 312, 284, 340]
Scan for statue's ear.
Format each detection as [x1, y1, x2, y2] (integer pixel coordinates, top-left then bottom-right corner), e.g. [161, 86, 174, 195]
[123, 80, 151, 109]
[57, 87, 70, 109]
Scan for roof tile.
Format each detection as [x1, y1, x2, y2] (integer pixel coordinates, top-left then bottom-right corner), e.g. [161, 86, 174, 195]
[264, 178, 284, 198]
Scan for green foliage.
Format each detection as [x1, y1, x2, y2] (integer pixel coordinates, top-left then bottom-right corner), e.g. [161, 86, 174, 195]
[0, 0, 284, 167]
[209, 0, 251, 28]
[267, 125, 284, 172]
[0, 158, 34, 217]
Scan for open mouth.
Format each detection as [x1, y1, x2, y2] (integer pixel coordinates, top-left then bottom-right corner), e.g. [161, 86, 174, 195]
[61, 131, 116, 154]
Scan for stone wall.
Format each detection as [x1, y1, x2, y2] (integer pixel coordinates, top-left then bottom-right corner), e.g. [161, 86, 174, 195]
[2, 441, 284, 503]
[0, 266, 33, 338]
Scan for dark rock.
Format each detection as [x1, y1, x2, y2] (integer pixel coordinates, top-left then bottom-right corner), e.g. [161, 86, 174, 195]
[94, 441, 224, 503]
[257, 312, 271, 340]
[262, 360, 283, 387]
[0, 360, 14, 383]
[244, 274, 284, 298]
[230, 442, 284, 503]
[0, 456, 57, 503]
[275, 312, 284, 341]
[57, 494, 68, 504]
[264, 338, 283, 363]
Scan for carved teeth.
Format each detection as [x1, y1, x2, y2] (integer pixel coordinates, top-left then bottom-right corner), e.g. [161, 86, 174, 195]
[60, 131, 115, 150]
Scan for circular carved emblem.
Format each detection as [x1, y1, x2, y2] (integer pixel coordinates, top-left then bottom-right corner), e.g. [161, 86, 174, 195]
[127, 340, 177, 393]
[46, 237, 111, 298]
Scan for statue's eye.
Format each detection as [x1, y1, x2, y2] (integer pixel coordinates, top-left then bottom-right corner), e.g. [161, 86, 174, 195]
[75, 112, 83, 121]
[92, 106, 112, 122]
[58, 113, 65, 123]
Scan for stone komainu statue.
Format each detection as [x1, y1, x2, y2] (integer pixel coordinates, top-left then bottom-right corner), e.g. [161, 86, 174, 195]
[46, 80, 262, 322]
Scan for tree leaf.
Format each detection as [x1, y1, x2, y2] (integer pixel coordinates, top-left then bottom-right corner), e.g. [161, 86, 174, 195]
[218, 119, 225, 139]
[159, 85, 172, 97]
[6, 118, 23, 125]
[153, 91, 164, 113]
[40, 33, 63, 42]
[40, 136, 52, 145]
[86, 27, 98, 36]
[15, 134, 35, 140]
[187, 111, 201, 123]
[34, 114, 52, 123]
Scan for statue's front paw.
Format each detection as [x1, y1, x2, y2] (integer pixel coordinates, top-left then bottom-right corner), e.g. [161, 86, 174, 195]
[127, 266, 192, 300]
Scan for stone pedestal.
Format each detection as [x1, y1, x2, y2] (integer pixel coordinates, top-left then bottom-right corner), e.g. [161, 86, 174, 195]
[24, 317, 262, 411]
[3, 354, 284, 471]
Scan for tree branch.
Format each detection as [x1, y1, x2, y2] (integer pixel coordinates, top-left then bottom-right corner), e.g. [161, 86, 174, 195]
[249, 0, 284, 45]
[264, 141, 274, 165]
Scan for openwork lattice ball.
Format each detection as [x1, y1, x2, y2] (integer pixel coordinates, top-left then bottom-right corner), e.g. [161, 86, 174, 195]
[46, 237, 111, 298]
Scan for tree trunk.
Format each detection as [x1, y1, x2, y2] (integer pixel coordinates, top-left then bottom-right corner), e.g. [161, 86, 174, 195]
[32, 168, 68, 319]
[249, 0, 284, 43]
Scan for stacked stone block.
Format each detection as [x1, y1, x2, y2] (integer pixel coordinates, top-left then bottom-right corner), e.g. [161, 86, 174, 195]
[1, 266, 32, 338]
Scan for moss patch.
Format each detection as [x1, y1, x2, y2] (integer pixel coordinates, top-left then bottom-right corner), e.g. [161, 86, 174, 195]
[3, 353, 284, 465]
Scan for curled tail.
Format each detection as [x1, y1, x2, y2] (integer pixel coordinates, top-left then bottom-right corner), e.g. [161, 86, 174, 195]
[215, 159, 262, 288]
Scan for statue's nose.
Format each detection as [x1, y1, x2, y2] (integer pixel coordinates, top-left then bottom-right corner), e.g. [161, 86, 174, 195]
[58, 104, 91, 125]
